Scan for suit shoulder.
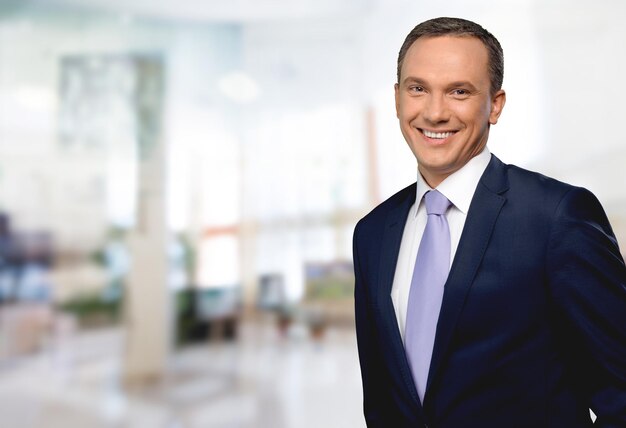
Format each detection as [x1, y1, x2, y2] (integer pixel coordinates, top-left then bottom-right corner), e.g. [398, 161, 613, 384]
[500, 161, 604, 218]
[355, 182, 416, 234]
[505, 163, 577, 196]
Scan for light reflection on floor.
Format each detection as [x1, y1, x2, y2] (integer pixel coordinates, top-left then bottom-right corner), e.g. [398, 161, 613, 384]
[0, 320, 365, 428]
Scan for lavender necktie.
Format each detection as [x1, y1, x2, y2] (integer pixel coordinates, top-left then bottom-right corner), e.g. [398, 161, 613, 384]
[405, 189, 451, 403]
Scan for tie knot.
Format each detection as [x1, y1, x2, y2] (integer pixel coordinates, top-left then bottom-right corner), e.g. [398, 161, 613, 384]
[424, 190, 451, 215]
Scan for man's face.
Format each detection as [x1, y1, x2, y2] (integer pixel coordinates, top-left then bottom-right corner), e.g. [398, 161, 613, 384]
[395, 36, 506, 187]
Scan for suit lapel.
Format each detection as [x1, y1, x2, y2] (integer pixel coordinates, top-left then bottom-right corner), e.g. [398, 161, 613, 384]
[425, 155, 509, 400]
[376, 184, 422, 405]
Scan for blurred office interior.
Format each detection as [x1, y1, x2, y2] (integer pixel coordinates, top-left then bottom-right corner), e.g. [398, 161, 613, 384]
[0, 0, 625, 427]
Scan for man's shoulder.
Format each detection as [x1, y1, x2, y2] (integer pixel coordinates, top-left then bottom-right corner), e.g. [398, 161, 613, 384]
[495, 157, 604, 220]
[493, 156, 579, 198]
[355, 182, 416, 234]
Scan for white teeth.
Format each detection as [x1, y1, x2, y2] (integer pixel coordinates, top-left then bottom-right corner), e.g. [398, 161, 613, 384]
[423, 130, 453, 139]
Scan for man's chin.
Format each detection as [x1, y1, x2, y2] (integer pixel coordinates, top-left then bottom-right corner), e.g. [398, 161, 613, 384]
[417, 162, 457, 187]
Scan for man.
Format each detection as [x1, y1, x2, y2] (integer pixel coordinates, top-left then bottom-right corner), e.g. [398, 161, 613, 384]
[353, 17, 626, 427]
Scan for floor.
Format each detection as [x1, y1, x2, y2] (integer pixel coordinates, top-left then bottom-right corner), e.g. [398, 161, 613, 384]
[0, 319, 366, 428]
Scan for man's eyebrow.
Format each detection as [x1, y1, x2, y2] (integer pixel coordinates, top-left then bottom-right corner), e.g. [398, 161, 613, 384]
[400, 77, 428, 87]
[400, 78, 480, 92]
[448, 81, 479, 91]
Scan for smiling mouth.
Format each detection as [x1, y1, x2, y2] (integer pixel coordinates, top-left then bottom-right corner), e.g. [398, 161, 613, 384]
[420, 129, 456, 139]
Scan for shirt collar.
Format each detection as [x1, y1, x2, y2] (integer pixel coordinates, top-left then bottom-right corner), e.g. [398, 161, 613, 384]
[415, 147, 491, 216]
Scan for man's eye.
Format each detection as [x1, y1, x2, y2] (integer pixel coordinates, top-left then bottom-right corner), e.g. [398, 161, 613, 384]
[410, 86, 425, 93]
[453, 89, 468, 96]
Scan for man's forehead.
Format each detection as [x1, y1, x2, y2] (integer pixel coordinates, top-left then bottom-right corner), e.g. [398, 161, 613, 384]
[405, 35, 488, 57]
[401, 36, 490, 80]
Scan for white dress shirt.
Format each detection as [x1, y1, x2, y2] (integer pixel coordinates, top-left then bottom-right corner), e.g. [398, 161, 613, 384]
[391, 148, 492, 342]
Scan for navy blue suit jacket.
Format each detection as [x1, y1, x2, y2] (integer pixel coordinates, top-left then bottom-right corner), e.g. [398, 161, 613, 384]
[353, 155, 626, 427]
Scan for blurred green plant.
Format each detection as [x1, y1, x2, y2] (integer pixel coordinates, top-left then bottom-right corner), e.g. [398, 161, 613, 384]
[306, 277, 354, 300]
[57, 290, 122, 328]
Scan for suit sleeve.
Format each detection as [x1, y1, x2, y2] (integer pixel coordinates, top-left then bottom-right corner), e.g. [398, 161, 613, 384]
[547, 187, 626, 427]
[354, 222, 394, 428]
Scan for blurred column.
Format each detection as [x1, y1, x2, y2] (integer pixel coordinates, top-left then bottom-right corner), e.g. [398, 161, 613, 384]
[123, 58, 171, 385]
[365, 106, 381, 206]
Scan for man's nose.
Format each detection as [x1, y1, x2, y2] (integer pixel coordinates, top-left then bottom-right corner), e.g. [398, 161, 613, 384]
[422, 94, 450, 123]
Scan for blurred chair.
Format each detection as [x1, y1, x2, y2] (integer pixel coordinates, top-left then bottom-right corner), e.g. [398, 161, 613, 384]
[257, 273, 287, 311]
[176, 286, 242, 345]
[196, 286, 242, 341]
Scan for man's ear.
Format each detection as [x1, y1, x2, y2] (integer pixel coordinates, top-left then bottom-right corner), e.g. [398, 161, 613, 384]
[489, 89, 506, 125]
[394, 83, 400, 118]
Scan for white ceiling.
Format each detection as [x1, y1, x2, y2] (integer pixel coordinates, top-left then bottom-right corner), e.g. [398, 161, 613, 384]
[23, 0, 372, 23]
